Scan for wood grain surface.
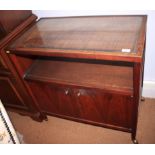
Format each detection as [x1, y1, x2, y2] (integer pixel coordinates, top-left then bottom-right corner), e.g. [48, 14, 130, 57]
[7, 16, 147, 62]
[24, 58, 133, 94]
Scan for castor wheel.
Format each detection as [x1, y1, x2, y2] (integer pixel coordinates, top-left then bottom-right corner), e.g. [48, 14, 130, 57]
[141, 96, 145, 102]
[132, 139, 138, 144]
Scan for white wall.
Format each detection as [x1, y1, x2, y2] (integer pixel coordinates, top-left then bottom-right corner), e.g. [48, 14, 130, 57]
[33, 10, 155, 98]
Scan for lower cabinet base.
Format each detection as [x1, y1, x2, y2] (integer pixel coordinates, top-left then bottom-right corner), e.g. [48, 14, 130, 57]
[6, 81, 139, 143]
[22, 81, 138, 143]
[43, 112, 139, 144]
[40, 111, 139, 143]
[7, 107, 139, 143]
[43, 111, 132, 133]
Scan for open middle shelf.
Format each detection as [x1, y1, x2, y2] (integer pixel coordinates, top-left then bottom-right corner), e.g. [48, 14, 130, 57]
[24, 57, 133, 95]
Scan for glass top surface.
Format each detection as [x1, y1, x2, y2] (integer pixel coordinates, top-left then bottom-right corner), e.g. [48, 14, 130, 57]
[9, 16, 145, 54]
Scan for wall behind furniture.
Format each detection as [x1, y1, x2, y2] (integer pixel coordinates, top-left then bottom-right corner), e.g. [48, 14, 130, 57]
[33, 10, 155, 98]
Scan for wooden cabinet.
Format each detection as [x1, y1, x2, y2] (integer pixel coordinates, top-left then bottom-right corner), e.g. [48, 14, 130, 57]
[5, 15, 147, 143]
[0, 11, 45, 121]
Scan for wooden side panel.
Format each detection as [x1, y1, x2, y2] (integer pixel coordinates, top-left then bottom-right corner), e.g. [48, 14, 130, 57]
[0, 22, 5, 40]
[0, 55, 8, 70]
[0, 76, 27, 109]
[0, 10, 32, 36]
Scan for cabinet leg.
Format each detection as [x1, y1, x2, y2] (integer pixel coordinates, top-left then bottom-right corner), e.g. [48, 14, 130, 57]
[38, 113, 48, 121]
[31, 112, 48, 122]
[132, 138, 139, 144]
[131, 133, 138, 144]
[43, 115, 48, 121]
[141, 96, 145, 102]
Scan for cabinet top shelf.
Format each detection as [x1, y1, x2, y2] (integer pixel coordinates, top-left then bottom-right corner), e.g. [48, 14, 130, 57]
[7, 15, 147, 62]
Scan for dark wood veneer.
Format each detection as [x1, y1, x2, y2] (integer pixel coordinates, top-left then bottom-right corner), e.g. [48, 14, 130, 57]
[28, 82, 133, 129]
[0, 76, 26, 108]
[0, 10, 32, 37]
[0, 11, 45, 121]
[24, 58, 133, 95]
[3, 15, 147, 143]
[7, 15, 147, 63]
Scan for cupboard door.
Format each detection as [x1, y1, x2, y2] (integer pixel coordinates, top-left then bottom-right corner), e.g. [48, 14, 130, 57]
[74, 88, 107, 123]
[0, 76, 27, 109]
[28, 82, 80, 117]
[103, 93, 132, 128]
[76, 88, 132, 128]
[28, 83, 60, 114]
[56, 87, 80, 118]
[27, 81, 132, 128]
